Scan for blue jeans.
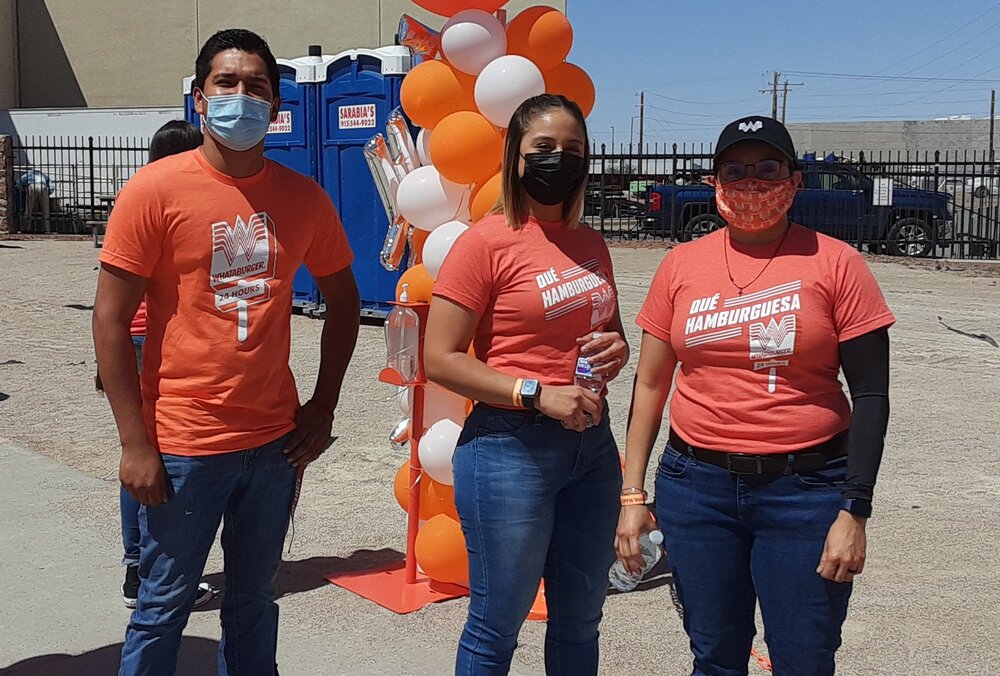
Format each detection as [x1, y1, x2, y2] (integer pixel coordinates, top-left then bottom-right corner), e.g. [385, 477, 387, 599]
[655, 443, 852, 676]
[119, 433, 297, 676]
[453, 404, 622, 676]
[120, 335, 146, 566]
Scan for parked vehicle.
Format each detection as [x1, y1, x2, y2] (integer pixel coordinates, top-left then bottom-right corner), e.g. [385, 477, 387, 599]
[640, 159, 953, 257]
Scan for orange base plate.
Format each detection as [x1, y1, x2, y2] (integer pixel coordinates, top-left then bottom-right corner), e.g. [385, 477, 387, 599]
[326, 562, 468, 614]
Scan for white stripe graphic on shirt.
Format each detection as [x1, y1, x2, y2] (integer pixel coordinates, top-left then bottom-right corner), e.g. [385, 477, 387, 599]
[545, 297, 589, 321]
[684, 327, 743, 348]
[561, 260, 601, 280]
[723, 280, 802, 308]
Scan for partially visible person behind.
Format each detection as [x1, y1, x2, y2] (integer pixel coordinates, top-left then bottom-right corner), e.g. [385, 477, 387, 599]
[93, 29, 360, 676]
[425, 94, 629, 676]
[102, 120, 210, 611]
[17, 169, 52, 233]
[616, 116, 895, 675]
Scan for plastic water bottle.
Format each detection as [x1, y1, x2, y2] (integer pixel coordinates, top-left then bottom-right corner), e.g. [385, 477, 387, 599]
[385, 284, 420, 383]
[574, 355, 604, 393]
[608, 530, 664, 592]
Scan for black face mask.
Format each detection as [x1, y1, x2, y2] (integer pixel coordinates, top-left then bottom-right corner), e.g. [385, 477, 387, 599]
[520, 152, 587, 206]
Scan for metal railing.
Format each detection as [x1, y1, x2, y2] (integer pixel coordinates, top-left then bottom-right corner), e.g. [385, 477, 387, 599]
[585, 143, 1000, 260]
[10, 136, 149, 234]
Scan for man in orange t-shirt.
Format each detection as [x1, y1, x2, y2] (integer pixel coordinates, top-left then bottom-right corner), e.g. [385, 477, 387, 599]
[93, 30, 359, 676]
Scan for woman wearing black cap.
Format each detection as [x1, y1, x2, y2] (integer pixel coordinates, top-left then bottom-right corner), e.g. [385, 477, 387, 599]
[616, 116, 895, 674]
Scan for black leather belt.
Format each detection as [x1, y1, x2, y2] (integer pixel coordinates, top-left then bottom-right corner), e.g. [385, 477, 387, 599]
[668, 428, 847, 475]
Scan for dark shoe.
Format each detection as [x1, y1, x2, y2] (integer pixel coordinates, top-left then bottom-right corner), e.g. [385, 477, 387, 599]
[122, 564, 140, 608]
[193, 581, 217, 609]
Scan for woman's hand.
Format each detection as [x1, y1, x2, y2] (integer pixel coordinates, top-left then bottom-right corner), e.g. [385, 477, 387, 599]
[537, 385, 602, 432]
[615, 504, 657, 575]
[577, 331, 629, 381]
[817, 511, 867, 583]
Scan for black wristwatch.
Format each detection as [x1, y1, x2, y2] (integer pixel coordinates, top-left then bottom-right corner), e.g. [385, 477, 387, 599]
[520, 379, 541, 410]
[840, 498, 872, 519]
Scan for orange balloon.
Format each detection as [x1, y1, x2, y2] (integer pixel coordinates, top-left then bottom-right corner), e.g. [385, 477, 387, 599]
[396, 264, 434, 303]
[430, 112, 503, 185]
[401, 60, 476, 129]
[393, 461, 412, 512]
[507, 7, 573, 71]
[544, 62, 596, 118]
[415, 514, 468, 585]
[420, 477, 459, 521]
[411, 228, 431, 264]
[470, 172, 502, 222]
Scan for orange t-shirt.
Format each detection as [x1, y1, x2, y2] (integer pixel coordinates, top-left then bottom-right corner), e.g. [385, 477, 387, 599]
[99, 149, 354, 456]
[129, 300, 147, 337]
[637, 225, 895, 453]
[433, 214, 618, 386]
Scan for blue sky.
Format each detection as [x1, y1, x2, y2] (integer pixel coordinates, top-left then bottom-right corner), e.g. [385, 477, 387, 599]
[565, 0, 1000, 147]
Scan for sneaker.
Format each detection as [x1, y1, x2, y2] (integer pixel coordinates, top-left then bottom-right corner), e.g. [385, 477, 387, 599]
[193, 581, 217, 609]
[123, 567, 216, 610]
[122, 564, 140, 608]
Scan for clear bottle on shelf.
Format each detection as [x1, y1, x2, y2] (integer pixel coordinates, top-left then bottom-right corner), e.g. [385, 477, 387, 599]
[608, 530, 664, 592]
[385, 284, 420, 383]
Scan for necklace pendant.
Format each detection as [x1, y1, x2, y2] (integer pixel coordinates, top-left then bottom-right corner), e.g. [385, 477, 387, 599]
[738, 289, 744, 296]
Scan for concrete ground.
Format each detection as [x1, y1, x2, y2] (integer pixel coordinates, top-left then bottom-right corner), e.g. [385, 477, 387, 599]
[1, 239, 998, 674]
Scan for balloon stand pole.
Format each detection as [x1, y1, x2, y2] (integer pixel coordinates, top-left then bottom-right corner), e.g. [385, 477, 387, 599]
[326, 302, 468, 614]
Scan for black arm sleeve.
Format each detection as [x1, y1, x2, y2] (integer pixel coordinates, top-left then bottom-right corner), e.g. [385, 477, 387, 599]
[839, 327, 890, 504]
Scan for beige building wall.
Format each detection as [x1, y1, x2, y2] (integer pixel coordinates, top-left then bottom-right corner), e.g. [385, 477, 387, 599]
[0, 0, 18, 108]
[10, 0, 564, 108]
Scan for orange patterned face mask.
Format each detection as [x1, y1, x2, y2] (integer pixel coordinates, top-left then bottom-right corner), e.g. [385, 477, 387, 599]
[713, 178, 797, 231]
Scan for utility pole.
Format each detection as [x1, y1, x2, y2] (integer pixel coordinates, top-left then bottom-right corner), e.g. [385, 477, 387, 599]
[759, 72, 781, 120]
[610, 125, 615, 150]
[780, 80, 803, 124]
[772, 71, 780, 119]
[990, 89, 997, 162]
[638, 90, 645, 174]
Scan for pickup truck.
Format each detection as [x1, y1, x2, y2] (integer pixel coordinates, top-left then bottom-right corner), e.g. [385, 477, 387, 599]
[640, 160, 953, 257]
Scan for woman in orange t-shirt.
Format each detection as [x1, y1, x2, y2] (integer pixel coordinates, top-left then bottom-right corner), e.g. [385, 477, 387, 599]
[616, 116, 895, 675]
[425, 94, 629, 675]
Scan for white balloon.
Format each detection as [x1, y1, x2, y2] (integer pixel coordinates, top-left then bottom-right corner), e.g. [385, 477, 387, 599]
[397, 165, 467, 231]
[418, 418, 463, 485]
[416, 128, 433, 166]
[474, 55, 546, 128]
[424, 383, 470, 426]
[441, 9, 507, 76]
[423, 221, 470, 280]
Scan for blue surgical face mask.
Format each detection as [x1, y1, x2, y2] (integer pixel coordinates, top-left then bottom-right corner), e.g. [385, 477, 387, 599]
[202, 93, 273, 152]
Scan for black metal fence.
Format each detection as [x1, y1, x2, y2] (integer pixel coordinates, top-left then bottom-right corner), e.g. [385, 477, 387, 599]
[10, 136, 1000, 260]
[584, 143, 1000, 260]
[10, 136, 149, 234]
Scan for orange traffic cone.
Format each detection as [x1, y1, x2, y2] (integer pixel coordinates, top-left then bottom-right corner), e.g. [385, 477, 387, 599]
[527, 580, 547, 621]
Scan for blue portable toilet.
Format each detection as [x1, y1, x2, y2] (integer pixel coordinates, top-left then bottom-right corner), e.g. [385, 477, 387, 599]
[183, 59, 323, 310]
[314, 46, 410, 317]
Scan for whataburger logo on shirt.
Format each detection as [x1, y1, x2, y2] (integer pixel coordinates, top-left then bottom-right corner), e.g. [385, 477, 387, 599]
[683, 280, 802, 392]
[535, 259, 616, 328]
[210, 212, 278, 341]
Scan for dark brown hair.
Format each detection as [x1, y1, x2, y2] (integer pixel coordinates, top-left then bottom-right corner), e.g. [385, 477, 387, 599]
[491, 94, 590, 229]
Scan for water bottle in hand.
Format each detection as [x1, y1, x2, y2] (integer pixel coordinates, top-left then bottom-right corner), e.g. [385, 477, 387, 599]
[608, 530, 664, 592]
[574, 355, 604, 393]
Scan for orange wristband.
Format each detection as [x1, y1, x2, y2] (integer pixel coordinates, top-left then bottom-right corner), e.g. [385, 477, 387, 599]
[620, 493, 647, 506]
[512, 378, 524, 408]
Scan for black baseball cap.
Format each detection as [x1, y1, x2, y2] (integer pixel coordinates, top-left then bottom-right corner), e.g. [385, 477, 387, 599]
[714, 116, 797, 167]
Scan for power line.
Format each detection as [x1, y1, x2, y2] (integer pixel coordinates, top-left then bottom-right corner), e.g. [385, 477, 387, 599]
[783, 70, 1000, 83]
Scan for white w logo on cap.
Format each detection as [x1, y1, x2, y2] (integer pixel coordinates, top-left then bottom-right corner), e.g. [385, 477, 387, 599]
[738, 120, 763, 133]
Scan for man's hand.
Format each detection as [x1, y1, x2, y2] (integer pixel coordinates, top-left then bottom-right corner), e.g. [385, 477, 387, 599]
[284, 399, 334, 468]
[120, 443, 170, 506]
